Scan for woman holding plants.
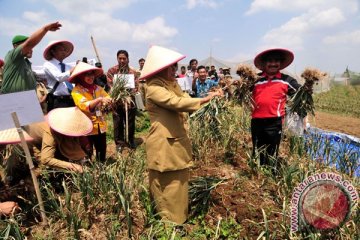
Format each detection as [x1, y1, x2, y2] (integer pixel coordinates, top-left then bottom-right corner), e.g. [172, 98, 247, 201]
[140, 46, 222, 224]
[70, 62, 111, 162]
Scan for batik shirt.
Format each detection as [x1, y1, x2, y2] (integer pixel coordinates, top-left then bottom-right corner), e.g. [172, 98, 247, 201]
[194, 78, 218, 98]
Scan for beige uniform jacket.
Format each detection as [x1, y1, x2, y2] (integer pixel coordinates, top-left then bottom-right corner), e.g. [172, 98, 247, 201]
[146, 77, 201, 172]
[24, 122, 86, 170]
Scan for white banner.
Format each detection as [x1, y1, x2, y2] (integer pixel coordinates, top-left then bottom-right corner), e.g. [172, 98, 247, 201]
[177, 77, 192, 91]
[0, 90, 44, 131]
[114, 74, 135, 89]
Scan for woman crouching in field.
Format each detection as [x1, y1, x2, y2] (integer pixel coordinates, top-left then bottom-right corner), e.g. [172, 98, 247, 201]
[69, 62, 111, 162]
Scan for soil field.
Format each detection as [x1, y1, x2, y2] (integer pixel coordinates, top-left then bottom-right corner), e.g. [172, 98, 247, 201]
[310, 111, 360, 138]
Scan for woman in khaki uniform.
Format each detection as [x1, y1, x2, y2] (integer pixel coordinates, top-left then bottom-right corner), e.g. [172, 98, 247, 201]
[24, 107, 93, 173]
[140, 46, 222, 224]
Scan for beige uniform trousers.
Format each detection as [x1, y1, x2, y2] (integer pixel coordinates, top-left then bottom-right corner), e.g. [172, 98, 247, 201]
[149, 168, 189, 225]
[139, 81, 147, 106]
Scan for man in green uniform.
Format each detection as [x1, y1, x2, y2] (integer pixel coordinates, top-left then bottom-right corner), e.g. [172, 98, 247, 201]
[1, 21, 62, 94]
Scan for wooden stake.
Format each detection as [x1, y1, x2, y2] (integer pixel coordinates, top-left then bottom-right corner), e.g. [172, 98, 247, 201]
[90, 35, 102, 64]
[11, 112, 47, 225]
[125, 101, 129, 143]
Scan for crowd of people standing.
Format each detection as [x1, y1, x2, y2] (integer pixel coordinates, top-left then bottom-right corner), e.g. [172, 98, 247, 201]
[0, 21, 305, 225]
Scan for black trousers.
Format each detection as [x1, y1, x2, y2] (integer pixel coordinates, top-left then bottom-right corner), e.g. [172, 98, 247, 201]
[113, 104, 136, 146]
[87, 132, 107, 162]
[251, 117, 282, 165]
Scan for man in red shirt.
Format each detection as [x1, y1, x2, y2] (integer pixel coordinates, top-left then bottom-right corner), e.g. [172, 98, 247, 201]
[251, 48, 301, 166]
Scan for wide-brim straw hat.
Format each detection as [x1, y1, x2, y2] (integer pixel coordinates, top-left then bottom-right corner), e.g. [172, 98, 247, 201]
[43, 40, 74, 61]
[47, 107, 93, 137]
[68, 62, 104, 84]
[254, 48, 294, 71]
[139, 45, 186, 80]
[0, 128, 33, 144]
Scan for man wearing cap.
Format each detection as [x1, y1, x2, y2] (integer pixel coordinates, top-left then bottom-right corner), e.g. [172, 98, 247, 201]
[251, 48, 301, 166]
[107, 50, 138, 150]
[43, 40, 75, 111]
[222, 67, 231, 76]
[1, 22, 62, 94]
[140, 46, 222, 224]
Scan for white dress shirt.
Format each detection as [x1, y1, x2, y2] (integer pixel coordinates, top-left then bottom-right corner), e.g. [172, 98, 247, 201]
[43, 58, 72, 96]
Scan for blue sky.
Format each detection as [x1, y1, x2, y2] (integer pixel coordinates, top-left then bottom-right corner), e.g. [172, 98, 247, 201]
[0, 0, 359, 74]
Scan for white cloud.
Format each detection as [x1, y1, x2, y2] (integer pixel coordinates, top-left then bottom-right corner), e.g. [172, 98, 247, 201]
[80, 12, 132, 42]
[23, 11, 49, 23]
[45, 0, 137, 15]
[246, 0, 358, 15]
[259, 7, 346, 51]
[132, 16, 178, 43]
[51, 20, 87, 39]
[307, 8, 345, 27]
[77, 13, 177, 44]
[0, 2, 178, 68]
[0, 12, 87, 41]
[44, 1, 178, 44]
[186, 0, 218, 9]
[0, 12, 177, 47]
[323, 30, 360, 45]
[0, 17, 38, 37]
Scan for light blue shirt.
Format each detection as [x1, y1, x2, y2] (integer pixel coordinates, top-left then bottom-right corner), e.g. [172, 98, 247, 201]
[43, 58, 72, 96]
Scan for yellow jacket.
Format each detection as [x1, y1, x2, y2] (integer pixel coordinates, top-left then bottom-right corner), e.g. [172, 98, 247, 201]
[72, 85, 110, 135]
[146, 77, 201, 172]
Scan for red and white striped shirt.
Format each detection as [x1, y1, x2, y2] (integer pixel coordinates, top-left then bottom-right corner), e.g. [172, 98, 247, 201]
[252, 72, 300, 119]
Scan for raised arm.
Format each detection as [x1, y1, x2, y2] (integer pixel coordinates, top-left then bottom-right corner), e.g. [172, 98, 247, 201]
[21, 22, 62, 55]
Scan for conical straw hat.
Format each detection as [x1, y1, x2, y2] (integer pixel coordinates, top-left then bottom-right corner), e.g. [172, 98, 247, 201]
[0, 128, 33, 144]
[254, 48, 294, 71]
[139, 45, 186, 80]
[47, 107, 93, 137]
[68, 62, 104, 84]
[43, 40, 74, 61]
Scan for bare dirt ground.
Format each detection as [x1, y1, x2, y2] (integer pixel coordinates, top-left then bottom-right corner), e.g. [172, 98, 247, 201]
[309, 111, 360, 138]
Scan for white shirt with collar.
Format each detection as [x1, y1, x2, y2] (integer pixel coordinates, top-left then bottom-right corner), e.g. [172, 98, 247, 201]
[43, 58, 72, 96]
